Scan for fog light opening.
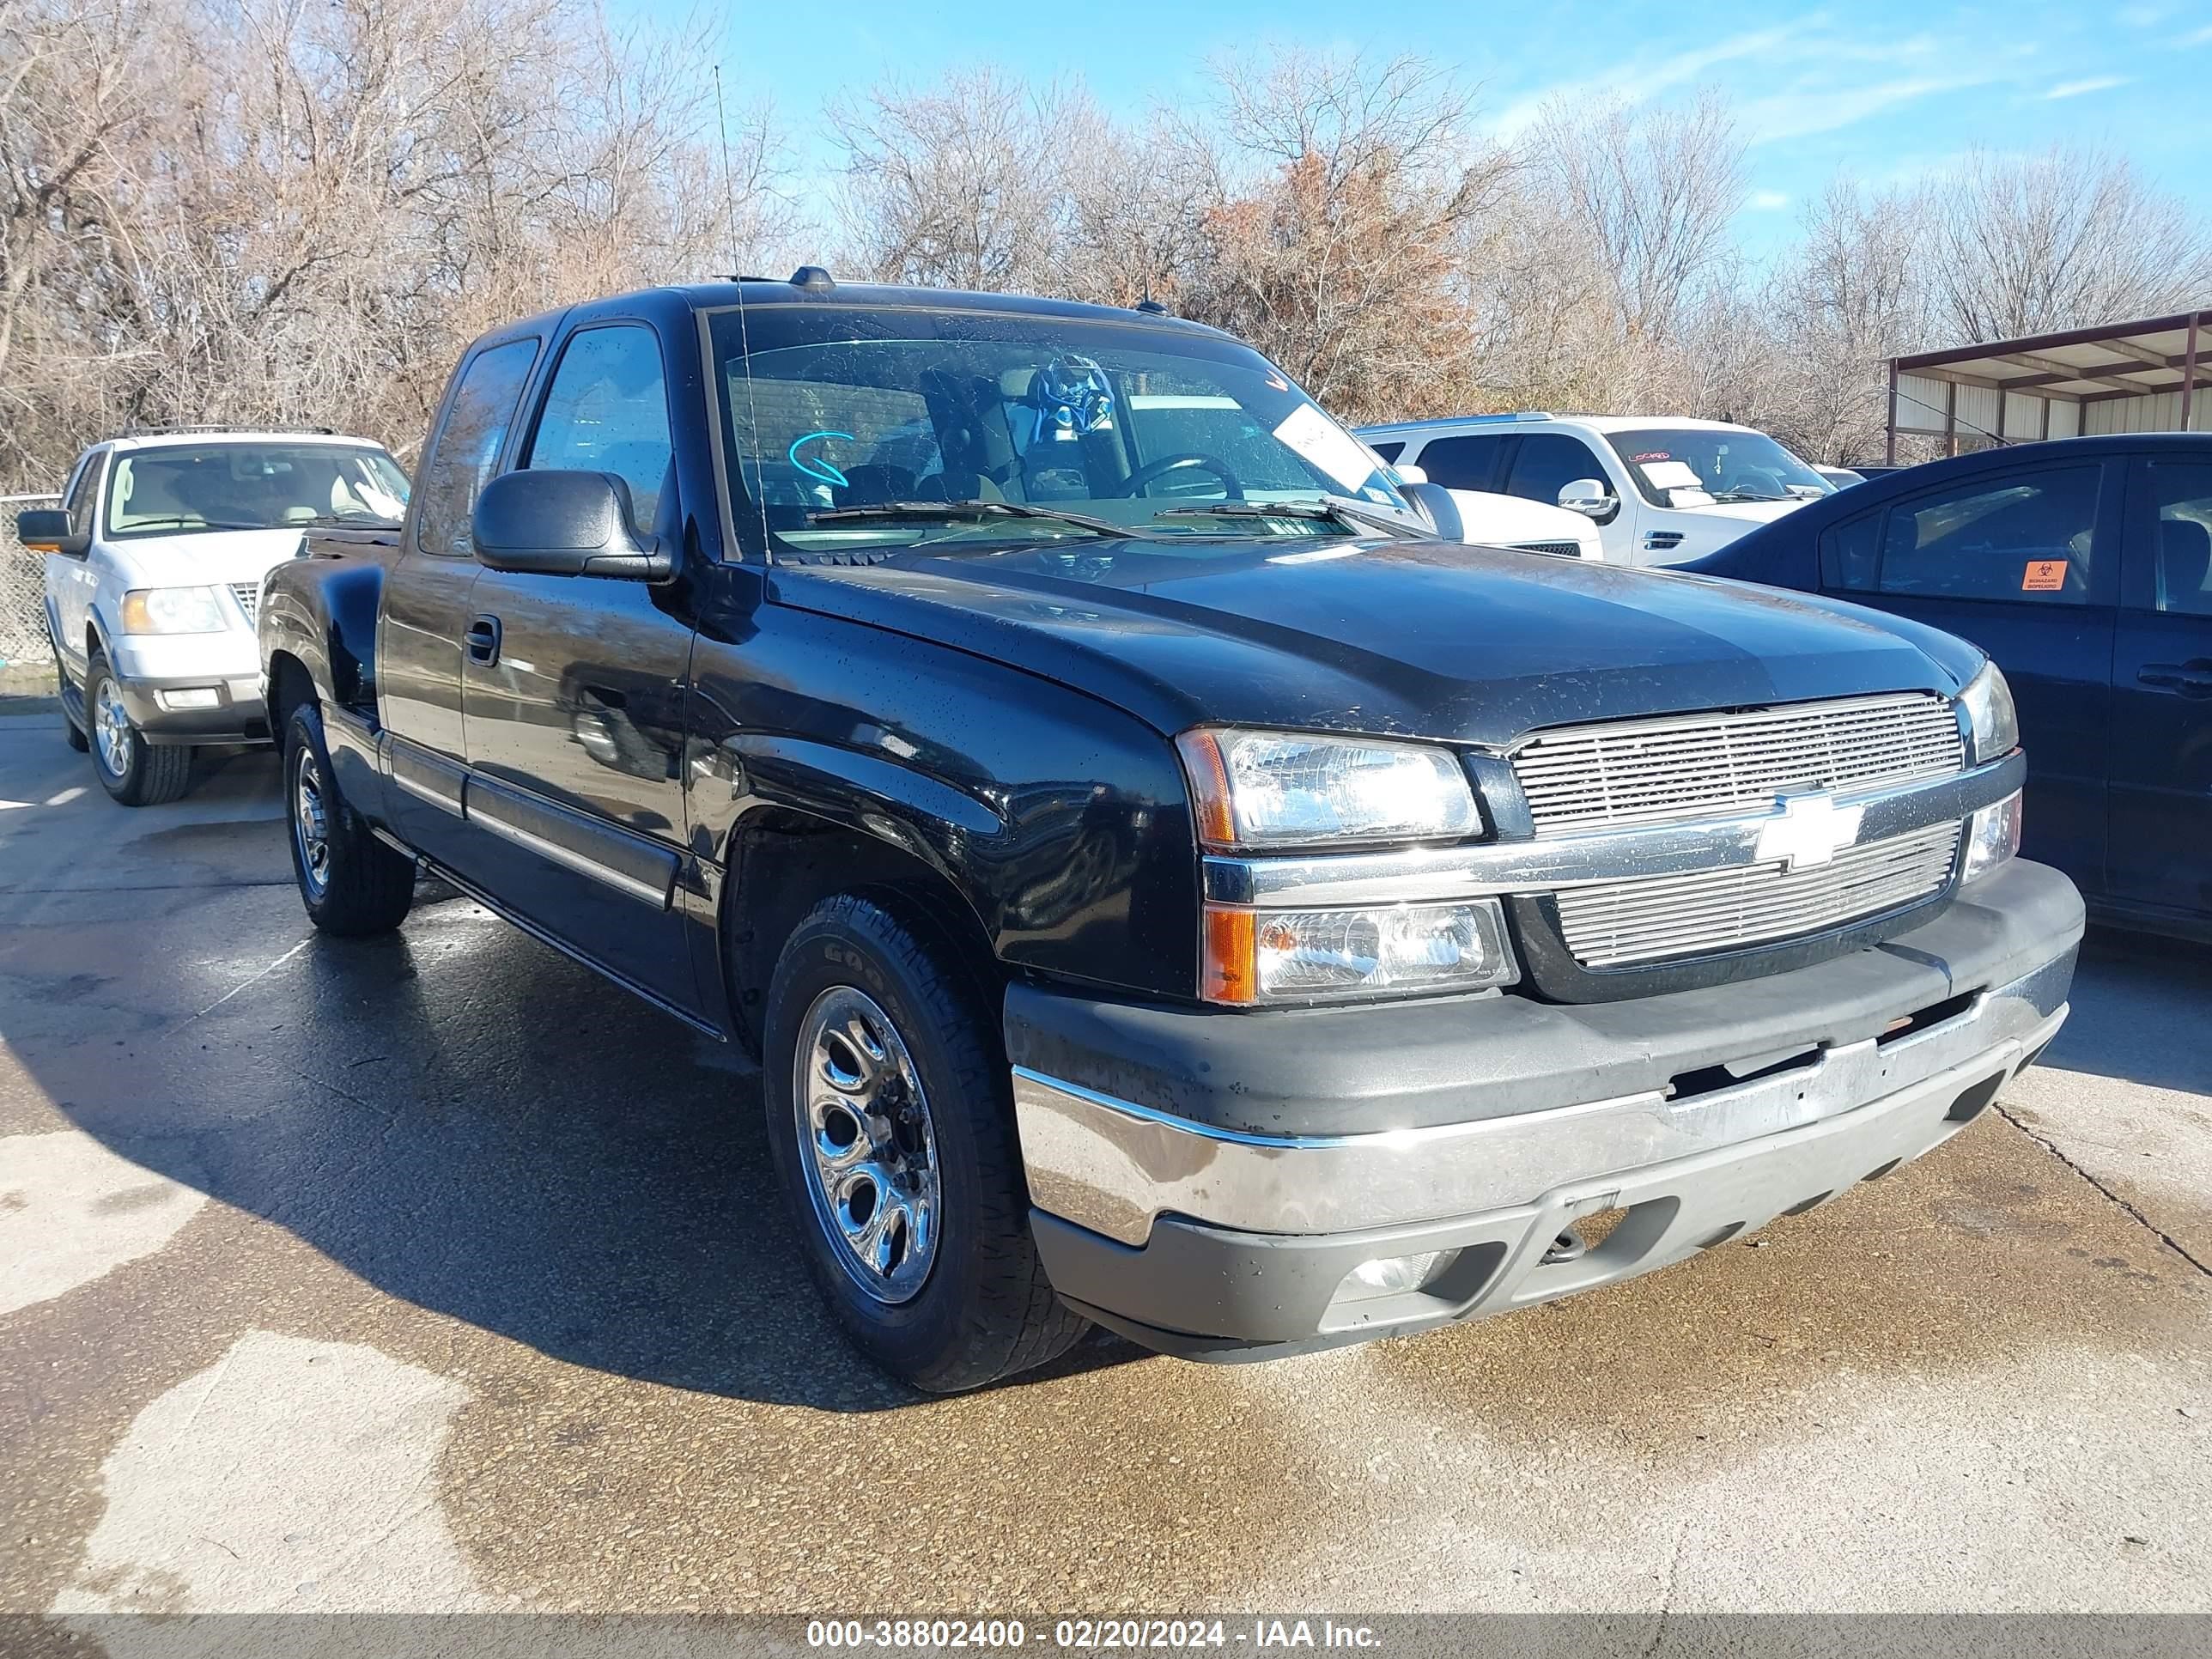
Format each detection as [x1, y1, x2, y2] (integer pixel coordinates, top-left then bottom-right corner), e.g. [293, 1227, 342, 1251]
[157, 686, 222, 711]
[1343, 1251, 1447, 1299]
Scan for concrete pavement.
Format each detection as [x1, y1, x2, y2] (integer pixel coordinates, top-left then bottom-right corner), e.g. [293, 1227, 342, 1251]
[3, 711, 2208, 1619]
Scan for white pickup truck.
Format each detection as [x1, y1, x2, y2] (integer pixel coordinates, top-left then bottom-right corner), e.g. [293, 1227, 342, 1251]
[17, 427, 409, 804]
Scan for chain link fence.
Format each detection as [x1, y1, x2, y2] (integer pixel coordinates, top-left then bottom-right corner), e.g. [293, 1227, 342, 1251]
[3, 495, 62, 678]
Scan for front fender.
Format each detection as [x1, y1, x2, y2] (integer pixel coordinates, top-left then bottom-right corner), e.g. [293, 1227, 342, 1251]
[688, 594, 1200, 1000]
[259, 539, 392, 713]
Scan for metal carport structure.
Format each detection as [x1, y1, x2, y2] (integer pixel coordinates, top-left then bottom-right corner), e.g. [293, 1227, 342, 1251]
[1887, 307, 2212, 461]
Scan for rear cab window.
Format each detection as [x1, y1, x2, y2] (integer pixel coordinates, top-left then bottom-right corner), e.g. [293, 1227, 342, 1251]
[416, 338, 543, 557]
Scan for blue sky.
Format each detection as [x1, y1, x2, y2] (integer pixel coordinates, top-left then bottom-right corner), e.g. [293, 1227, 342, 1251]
[635, 0, 2212, 263]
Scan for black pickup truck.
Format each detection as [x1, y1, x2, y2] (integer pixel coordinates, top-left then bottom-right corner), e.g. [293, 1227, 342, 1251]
[259, 274, 2084, 1391]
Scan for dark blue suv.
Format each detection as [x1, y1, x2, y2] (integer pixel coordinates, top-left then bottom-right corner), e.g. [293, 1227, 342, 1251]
[1692, 434, 2212, 940]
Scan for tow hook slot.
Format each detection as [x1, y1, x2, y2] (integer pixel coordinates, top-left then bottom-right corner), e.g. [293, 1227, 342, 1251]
[1541, 1228, 1589, 1265]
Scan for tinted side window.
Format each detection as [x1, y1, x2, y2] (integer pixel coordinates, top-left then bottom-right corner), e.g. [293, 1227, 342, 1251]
[1365, 440, 1405, 465]
[1877, 465, 2102, 605]
[524, 325, 674, 536]
[1506, 434, 1607, 507]
[1820, 512, 1881, 591]
[2139, 459, 2212, 617]
[416, 338, 540, 557]
[1413, 435, 1508, 493]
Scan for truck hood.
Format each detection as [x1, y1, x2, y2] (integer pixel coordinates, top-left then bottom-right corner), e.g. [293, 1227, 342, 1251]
[768, 534, 1982, 747]
[108, 527, 315, 588]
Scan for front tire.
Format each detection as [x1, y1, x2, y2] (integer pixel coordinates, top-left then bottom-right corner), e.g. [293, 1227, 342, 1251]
[86, 651, 189, 805]
[285, 702, 415, 935]
[763, 894, 1088, 1393]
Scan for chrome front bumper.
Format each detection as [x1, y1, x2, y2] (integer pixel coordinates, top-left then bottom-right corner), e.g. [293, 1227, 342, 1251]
[1015, 953, 2072, 1249]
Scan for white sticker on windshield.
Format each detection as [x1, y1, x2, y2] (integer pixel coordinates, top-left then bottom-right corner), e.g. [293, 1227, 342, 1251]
[1641, 459, 1702, 491]
[1273, 403, 1375, 492]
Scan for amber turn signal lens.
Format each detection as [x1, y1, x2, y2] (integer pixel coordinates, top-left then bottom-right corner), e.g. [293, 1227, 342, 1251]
[1200, 904, 1257, 1004]
[1176, 729, 1238, 849]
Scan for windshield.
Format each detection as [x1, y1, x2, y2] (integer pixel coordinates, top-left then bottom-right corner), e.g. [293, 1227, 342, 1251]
[708, 307, 1413, 557]
[1604, 428, 1831, 507]
[104, 444, 410, 538]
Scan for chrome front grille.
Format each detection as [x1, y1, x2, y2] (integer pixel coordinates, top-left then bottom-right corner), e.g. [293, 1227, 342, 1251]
[1555, 821, 1961, 969]
[230, 582, 259, 625]
[1513, 692, 1963, 836]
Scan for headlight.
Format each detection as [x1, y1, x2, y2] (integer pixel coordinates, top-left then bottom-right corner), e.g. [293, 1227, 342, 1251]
[1176, 727, 1480, 850]
[120, 586, 228, 635]
[1961, 790, 2022, 884]
[1960, 660, 2018, 760]
[1202, 897, 1516, 1005]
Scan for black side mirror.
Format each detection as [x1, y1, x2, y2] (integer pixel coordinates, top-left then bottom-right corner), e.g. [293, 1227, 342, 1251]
[471, 471, 672, 580]
[16, 507, 88, 557]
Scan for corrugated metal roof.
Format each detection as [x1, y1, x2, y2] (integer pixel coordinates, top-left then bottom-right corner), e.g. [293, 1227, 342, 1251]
[1893, 309, 2211, 401]
[1889, 308, 2211, 444]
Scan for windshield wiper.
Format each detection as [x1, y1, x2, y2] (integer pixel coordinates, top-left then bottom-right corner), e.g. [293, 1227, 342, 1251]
[805, 500, 1134, 538]
[1152, 498, 1425, 538]
[295, 512, 400, 528]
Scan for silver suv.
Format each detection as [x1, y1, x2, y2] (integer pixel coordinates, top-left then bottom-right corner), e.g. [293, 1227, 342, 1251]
[19, 428, 409, 804]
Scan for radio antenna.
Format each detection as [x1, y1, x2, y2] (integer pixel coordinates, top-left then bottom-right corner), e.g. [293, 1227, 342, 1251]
[713, 64, 739, 273]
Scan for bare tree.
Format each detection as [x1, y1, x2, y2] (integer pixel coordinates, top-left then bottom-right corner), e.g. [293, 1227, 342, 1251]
[828, 70, 1078, 291]
[1170, 49, 1511, 421]
[1929, 145, 2212, 342]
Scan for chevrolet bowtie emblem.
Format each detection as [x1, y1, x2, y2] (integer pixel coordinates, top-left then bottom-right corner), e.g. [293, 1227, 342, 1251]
[1753, 793, 1864, 871]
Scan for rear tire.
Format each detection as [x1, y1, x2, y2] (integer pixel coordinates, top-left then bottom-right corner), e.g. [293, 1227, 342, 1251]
[284, 702, 414, 935]
[86, 651, 189, 805]
[763, 893, 1088, 1393]
[54, 637, 88, 751]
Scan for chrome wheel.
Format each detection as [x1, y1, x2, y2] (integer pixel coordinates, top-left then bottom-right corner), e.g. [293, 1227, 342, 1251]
[292, 744, 331, 896]
[792, 984, 941, 1304]
[94, 675, 133, 778]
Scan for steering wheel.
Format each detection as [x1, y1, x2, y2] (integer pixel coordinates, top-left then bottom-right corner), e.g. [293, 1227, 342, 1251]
[1110, 453, 1244, 499]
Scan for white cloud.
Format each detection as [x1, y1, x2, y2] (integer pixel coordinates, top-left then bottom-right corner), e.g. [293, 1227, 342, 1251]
[2043, 75, 2129, 100]
[1747, 189, 1791, 211]
[1738, 72, 1993, 143]
[1489, 21, 1820, 135]
[2186, 24, 2212, 45]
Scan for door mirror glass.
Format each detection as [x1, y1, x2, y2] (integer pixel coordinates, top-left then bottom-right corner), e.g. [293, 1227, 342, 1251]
[15, 507, 87, 556]
[471, 470, 672, 580]
[1557, 479, 1617, 520]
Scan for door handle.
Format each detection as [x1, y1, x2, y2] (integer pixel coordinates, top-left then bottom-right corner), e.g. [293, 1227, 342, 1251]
[465, 614, 502, 667]
[2138, 659, 2212, 696]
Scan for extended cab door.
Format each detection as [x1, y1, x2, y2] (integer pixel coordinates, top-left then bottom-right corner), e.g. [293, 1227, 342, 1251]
[1813, 457, 2121, 897]
[380, 334, 543, 868]
[459, 316, 702, 1016]
[2107, 454, 2212, 921]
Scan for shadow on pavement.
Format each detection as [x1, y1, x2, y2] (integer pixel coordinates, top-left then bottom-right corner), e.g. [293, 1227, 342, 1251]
[2041, 927, 2212, 1097]
[3, 868, 1140, 1413]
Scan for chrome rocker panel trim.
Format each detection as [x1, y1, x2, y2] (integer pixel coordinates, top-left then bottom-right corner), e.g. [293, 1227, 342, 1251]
[1012, 951, 2069, 1246]
[1202, 750, 2024, 908]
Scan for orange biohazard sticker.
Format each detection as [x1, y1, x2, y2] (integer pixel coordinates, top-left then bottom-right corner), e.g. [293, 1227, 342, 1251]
[2022, 560, 2068, 592]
